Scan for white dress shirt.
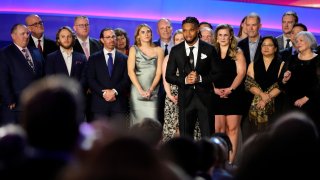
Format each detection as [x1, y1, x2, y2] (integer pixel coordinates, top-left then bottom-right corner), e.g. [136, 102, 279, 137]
[60, 46, 73, 76]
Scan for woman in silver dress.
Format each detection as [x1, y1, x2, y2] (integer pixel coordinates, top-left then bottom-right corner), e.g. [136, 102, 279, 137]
[127, 24, 164, 125]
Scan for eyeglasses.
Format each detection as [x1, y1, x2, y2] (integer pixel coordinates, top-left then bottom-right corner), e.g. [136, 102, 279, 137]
[28, 21, 44, 27]
[75, 24, 89, 28]
[103, 35, 116, 40]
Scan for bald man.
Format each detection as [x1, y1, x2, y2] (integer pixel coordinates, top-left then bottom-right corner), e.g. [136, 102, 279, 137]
[25, 14, 58, 58]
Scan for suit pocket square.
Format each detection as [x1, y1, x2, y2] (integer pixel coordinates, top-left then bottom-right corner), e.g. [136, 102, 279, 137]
[201, 53, 207, 59]
[75, 61, 83, 65]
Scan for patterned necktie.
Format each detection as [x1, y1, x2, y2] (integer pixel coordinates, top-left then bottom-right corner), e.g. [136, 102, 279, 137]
[82, 41, 90, 60]
[22, 48, 35, 72]
[38, 39, 42, 52]
[107, 53, 113, 76]
[189, 46, 195, 70]
[285, 39, 290, 49]
[164, 44, 168, 56]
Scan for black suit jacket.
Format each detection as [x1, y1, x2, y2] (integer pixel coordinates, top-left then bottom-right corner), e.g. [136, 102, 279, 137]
[279, 46, 298, 63]
[238, 37, 262, 67]
[73, 38, 102, 56]
[87, 50, 130, 113]
[166, 40, 220, 107]
[28, 36, 58, 58]
[0, 44, 44, 109]
[45, 50, 87, 88]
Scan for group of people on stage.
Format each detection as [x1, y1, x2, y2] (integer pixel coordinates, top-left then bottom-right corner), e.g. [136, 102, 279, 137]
[0, 11, 320, 170]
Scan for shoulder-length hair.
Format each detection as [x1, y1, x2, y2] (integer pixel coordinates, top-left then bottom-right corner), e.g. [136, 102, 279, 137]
[114, 28, 130, 50]
[56, 26, 76, 47]
[213, 24, 238, 59]
[134, 24, 154, 47]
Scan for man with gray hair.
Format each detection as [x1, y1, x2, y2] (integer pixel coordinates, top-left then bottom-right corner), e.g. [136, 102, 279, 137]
[153, 18, 174, 125]
[238, 12, 262, 66]
[237, 12, 263, 141]
[200, 27, 214, 45]
[73, 15, 102, 60]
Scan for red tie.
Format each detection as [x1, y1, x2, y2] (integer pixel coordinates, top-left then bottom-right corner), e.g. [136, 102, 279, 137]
[38, 39, 43, 52]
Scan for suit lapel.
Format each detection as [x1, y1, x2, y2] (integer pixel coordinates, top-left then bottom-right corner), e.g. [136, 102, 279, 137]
[29, 48, 38, 72]
[28, 36, 36, 48]
[70, 52, 77, 77]
[279, 35, 284, 49]
[113, 51, 122, 73]
[195, 41, 204, 71]
[74, 40, 84, 54]
[57, 50, 70, 76]
[98, 51, 110, 78]
[181, 43, 192, 74]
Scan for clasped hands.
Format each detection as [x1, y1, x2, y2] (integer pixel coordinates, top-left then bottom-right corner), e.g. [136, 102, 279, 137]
[102, 89, 116, 102]
[139, 88, 153, 99]
[214, 87, 233, 98]
[256, 92, 272, 109]
[186, 71, 200, 85]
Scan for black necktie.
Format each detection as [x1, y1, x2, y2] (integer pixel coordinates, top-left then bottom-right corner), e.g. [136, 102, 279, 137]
[189, 46, 194, 70]
[164, 44, 168, 56]
[22, 48, 35, 73]
[107, 53, 113, 76]
[285, 39, 290, 49]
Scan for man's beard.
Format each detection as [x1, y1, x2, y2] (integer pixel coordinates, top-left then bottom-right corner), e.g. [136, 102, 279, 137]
[185, 36, 198, 45]
[60, 43, 72, 50]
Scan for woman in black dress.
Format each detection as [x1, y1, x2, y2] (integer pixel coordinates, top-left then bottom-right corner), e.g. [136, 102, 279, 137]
[213, 24, 246, 164]
[281, 31, 320, 130]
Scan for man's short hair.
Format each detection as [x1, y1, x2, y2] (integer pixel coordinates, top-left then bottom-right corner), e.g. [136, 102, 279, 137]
[293, 23, 307, 31]
[247, 12, 261, 24]
[182, 17, 200, 27]
[282, 11, 298, 23]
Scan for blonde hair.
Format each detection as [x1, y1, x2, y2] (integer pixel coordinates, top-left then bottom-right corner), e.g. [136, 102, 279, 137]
[213, 24, 238, 59]
[173, 29, 183, 45]
[134, 24, 154, 47]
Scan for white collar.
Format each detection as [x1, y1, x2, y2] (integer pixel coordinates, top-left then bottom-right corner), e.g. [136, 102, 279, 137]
[184, 39, 199, 50]
[103, 48, 116, 55]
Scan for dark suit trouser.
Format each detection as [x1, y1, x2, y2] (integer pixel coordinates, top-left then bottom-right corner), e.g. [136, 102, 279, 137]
[180, 93, 212, 137]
